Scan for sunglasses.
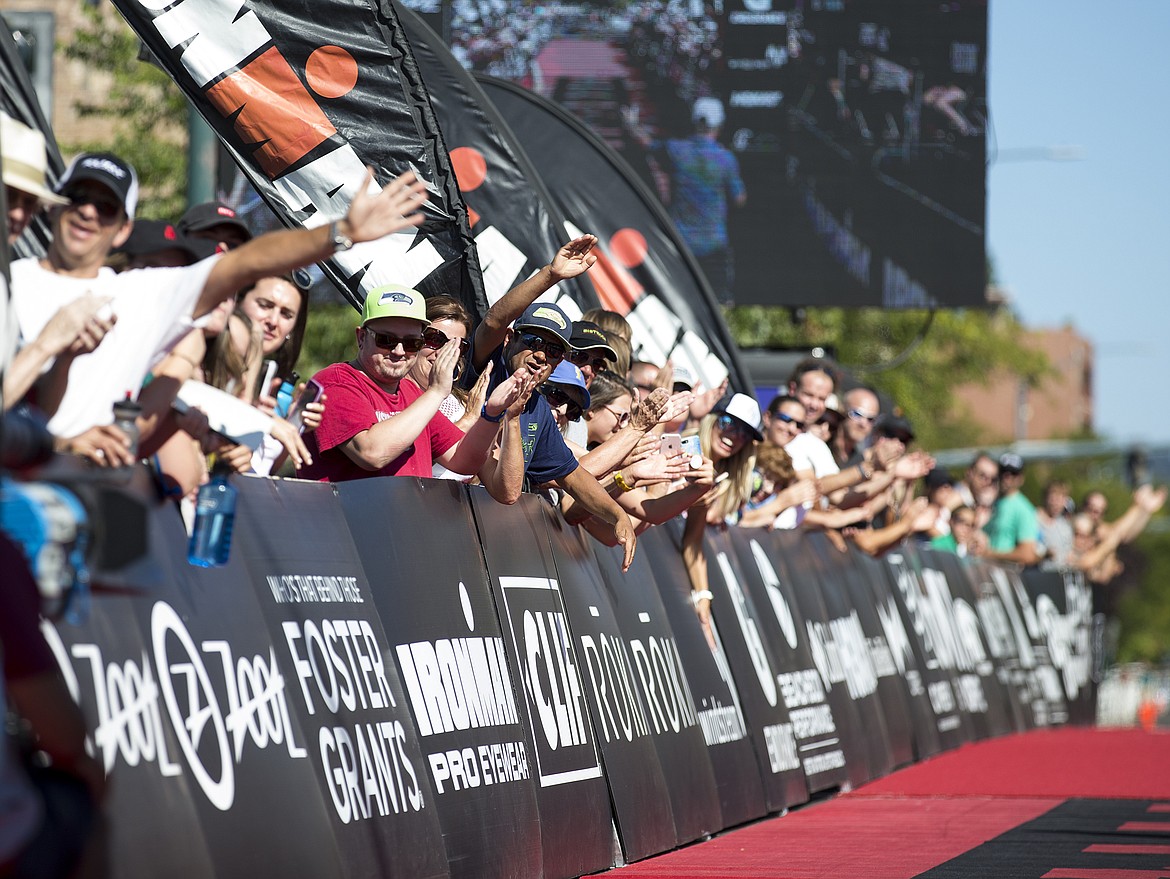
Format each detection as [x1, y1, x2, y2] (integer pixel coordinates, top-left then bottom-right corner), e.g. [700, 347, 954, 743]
[538, 384, 583, 420]
[772, 412, 805, 431]
[60, 186, 122, 222]
[366, 328, 427, 352]
[517, 332, 566, 363]
[848, 408, 877, 424]
[423, 326, 471, 355]
[603, 404, 631, 429]
[716, 413, 752, 438]
[568, 349, 609, 372]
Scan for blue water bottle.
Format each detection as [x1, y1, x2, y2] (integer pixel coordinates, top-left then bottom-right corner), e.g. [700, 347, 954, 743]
[274, 371, 299, 419]
[188, 457, 238, 567]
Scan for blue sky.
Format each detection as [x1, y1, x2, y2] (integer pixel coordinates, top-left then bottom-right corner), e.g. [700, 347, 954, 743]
[987, 1, 1170, 447]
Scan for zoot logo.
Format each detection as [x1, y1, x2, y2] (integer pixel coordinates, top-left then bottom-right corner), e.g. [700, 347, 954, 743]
[44, 601, 307, 812]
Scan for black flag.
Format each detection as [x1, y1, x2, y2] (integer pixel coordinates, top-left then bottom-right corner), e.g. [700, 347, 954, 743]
[109, 0, 485, 316]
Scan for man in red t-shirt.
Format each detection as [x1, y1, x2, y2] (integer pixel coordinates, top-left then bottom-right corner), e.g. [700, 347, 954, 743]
[302, 284, 529, 496]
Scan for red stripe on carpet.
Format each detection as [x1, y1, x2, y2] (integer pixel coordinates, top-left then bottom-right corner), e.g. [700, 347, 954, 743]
[609, 797, 1057, 879]
[1085, 846, 1170, 855]
[1151, 805, 1170, 813]
[851, 729, 1170, 800]
[1119, 822, 1170, 833]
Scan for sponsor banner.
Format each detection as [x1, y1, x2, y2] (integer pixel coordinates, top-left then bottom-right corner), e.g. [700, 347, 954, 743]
[728, 528, 849, 793]
[769, 530, 873, 788]
[639, 523, 769, 827]
[337, 478, 542, 879]
[1, 18, 60, 259]
[478, 76, 754, 395]
[543, 513, 678, 862]
[882, 547, 976, 750]
[966, 559, 1067, 729]
[232, 478, 449, 879]
[467, 490, 614, 879]
[395, 7, 599, 318]
[54, 498, 355, 878]
[911, 548, 1001, 741]
[920, 548, 1017, 739]
[110, 0, 485, 315]
[588, 530, 724, 845]
[835, 545, 918, 770]
[700, 526, 809, 811]
[802, 533, 894, 782]
[1020, 567, 1092, 725]
[850, 549, 944, 761]
[44, 590, 217, 879]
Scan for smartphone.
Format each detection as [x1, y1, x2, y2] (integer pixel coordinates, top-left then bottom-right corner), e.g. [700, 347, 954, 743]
[286, 379, 324, 432]
[258, 359, 278, 402]
[680, 435, 702, 458]
[660, 433, 683, 457]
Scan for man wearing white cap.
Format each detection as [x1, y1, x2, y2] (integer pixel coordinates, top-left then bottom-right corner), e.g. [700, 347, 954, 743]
[8, 149, 427, 458]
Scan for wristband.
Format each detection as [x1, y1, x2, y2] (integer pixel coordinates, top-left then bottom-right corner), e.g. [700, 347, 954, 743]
[690, 589, 713, 606]
[480, 404, 504, 423]
[613, 470, 635, 492]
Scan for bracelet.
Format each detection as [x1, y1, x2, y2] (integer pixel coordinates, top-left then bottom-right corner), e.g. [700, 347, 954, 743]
[613, 470, 635, 492]
[690, 589, 713, 605]
[480, 404, 504, 423]
[858, 461, 873, 480]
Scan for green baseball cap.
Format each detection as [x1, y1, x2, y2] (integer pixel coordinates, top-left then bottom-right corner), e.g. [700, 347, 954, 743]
[360, 284, 428, 327]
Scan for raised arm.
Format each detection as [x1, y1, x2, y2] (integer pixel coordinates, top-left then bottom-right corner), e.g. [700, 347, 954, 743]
[471, 234, 598, 370]
[197, 169, 428, 316]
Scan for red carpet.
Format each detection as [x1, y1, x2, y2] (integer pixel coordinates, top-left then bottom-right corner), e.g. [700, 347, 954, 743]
[606, 729, 1170, 879]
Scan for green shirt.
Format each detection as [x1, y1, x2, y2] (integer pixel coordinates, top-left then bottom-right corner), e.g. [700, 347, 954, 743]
[984, 491, 1039, 553]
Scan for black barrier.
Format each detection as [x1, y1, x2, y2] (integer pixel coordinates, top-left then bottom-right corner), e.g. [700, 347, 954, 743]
[850, 549, 945, 761]
[337, 479, 541, 879]
[541, 514, 678, 862]
[232, 478, 450, 879]
[1019, 568, 1095, 726]
[701, 527, 810, 812]
[770, 530, 873, 789]
[832, 544, 918, 770]
[804, 533, 896, 782]
[920, 548, 1017, 740]
[38, 474, 1092, 877]
[638, 523, 770, 828]
[468, 491, 614, 879]
[728, 529, 851, 794]
[882, 548, 975, 751]
[589, 532, 724, 845]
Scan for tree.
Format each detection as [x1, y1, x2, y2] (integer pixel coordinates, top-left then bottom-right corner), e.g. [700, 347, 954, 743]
[60, 5, 188, 219]
[725, 305, 1051, 450]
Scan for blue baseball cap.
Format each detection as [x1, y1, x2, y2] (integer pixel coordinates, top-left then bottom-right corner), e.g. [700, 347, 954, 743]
[545, 360, 590, 411]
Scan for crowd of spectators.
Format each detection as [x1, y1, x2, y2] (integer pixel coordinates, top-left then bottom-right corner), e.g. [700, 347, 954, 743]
[1, 106, 1165, 875]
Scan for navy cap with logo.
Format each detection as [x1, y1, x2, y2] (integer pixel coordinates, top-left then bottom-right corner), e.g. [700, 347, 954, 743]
[569, 320, 618, 361]
[56, 152, 139, 220]
[177, 201, 252, 242]
[114, 219, 216, 262]
[514, 302, 573, 348]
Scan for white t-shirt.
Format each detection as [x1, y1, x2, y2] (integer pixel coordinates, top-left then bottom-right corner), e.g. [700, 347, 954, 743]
[773, 432, 841, 530]
[10, 256, 219, 437]
[784, 431, 840, 478]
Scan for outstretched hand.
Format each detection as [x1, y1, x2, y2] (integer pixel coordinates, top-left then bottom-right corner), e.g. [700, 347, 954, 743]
[549, 234, 598, 281]
[343, 168, 429, 245]
[427, 338, 461, 400]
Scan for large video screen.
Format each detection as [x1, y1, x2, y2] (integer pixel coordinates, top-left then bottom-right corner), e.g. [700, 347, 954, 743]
[402, 0, 987, 309]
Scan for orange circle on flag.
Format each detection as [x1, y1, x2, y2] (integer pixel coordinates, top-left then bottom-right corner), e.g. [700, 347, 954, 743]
[305, 46, 359, 99]
[450, 147, 488, 191]
[610, 228, 648, 268]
